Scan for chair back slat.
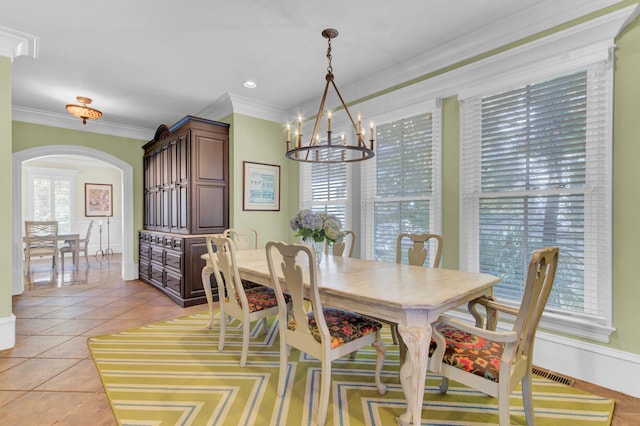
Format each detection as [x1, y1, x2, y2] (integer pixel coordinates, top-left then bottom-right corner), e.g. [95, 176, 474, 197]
[206, 234, 248, 310]
[396, 233, 443, 268]
[328, 230, 356, 257]
[513, 246, 560, 359]
[25, 220, 58, 248]
[224, 229, 259, 250]
[266, 242, 327, 346]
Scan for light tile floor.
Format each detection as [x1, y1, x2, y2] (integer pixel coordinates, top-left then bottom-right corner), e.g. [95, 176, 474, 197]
[1, 255, 638, 425]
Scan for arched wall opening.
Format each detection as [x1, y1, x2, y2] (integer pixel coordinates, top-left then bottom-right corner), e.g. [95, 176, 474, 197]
[12, 145, 135, 294]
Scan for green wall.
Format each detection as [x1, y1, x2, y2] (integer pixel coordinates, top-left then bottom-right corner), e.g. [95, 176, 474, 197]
[227, 113, 299, 246]
[1, 56, 11, 320]
[609, 8, 640, 351]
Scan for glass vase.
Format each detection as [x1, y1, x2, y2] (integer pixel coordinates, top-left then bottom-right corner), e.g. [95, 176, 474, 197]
[304, 239, 324, 265]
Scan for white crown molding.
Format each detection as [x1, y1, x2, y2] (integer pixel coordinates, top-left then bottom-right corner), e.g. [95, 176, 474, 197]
[0, 25, 37, 62]
[12, 106, 152, 140]
[196, 92, 288, 123]
[291, 0, 627, 118]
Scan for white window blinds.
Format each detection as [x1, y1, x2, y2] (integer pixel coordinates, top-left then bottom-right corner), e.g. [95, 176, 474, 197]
[460, 61, 613, 340]
[300, 140, 350, 228]
[363, 110, 442, 263]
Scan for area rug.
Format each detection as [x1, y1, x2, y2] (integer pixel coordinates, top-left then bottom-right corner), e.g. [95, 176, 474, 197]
[88, 313, 614, 425]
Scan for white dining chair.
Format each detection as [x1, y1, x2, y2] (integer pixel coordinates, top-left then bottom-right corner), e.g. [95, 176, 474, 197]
[429, 246, 559, 426]
[206, 234, 290, 367]
[266, 241, 386, 425]
[24, 220, 59, 274]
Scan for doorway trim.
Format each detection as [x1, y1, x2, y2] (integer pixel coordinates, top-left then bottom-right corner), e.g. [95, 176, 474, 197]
[12, 145, 135, 295]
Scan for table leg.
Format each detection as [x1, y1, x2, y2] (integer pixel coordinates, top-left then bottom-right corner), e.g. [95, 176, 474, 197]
[74, 238, 80, 267]
[201, 265, 216, 329]
[397, 323, 432, 426]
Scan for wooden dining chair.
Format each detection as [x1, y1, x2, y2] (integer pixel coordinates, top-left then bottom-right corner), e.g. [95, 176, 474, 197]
[428, 246, 560, 426]
[24, 220, 59, 274]
[326, 229, 356, 257]
[59, 220, 94, 269]
[266, 241, 386, 426]
[206, 234, 290, 367]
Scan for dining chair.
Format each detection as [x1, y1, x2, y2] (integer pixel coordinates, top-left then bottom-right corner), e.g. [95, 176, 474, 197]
[59, 220, 94, 269]
[326, 229, 356, 257]
[206, 234, 291, 367]
[24, 220, 59, 274]
[265, 241, 386, 426]
[428, 246, 560, 426]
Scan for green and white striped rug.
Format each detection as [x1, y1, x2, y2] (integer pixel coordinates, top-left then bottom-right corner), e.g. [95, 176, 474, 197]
[88, 313, 614, 425]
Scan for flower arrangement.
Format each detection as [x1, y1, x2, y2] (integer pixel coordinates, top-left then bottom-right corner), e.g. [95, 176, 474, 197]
[290, 209, 345, 245]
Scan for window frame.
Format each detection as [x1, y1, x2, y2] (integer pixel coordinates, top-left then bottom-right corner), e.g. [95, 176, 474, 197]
[458, 59, 615, 343]
[361, 100, 442, 261]
[24, 166, 78, 234]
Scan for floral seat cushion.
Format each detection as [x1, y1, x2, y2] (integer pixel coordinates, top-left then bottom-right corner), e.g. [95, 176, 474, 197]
[428, 322, 504, 382]
[288, 308, 382, 349]
[244, 287, 291, 313]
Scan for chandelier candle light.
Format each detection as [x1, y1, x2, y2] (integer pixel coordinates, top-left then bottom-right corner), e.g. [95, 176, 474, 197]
[285, 28, 375, 163]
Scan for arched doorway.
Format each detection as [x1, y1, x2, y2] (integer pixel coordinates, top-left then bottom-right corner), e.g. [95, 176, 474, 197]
[12, 145, 135, 295]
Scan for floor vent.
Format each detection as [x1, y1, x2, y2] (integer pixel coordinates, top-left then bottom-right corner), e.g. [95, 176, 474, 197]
[532, 366, 575, 386]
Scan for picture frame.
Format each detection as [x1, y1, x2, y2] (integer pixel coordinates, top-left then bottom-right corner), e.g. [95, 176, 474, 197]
[85, 183, 113, 217]
[243, 161, 280, 211]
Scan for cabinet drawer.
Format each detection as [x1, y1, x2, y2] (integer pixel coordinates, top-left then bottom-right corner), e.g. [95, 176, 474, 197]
[139, 259, 150, 280]
[150, 263, 164, 285]
[151, 247, 164, 263]
[165, 269, 182, 295]
[165, 250, 182, 271]
[139, 243, 150, 260]
[163, 237, 184, 252]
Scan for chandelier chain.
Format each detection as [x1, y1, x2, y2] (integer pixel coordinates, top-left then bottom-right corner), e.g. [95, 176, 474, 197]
[326, 37, 333, 74]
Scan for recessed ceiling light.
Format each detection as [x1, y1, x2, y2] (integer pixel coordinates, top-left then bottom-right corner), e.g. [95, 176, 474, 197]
[243, 80, 257, 89]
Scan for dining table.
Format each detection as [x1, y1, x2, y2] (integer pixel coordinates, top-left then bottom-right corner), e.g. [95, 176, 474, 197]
[201, 248, 500, 426]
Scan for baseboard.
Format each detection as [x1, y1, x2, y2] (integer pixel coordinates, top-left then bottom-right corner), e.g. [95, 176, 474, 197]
[534, 330, 640, 398]
[0, 313, 16, 350]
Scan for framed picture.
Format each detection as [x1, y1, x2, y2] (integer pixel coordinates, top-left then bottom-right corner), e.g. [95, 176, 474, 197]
[85, 183, 113, 217]
[243, 161, 280, 211]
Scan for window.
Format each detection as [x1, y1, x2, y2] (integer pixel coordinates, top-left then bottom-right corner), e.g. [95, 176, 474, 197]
[25, 167, 77, 234]
[460, 61, 613, 341]
[299, 142, 350, 230]
[362, 110, 442, 263]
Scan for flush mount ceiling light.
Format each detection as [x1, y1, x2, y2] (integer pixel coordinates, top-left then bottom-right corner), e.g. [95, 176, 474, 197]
[285, 28, 374, 163]
[243, 80, 257, 89]
[66, 96, 102, 125]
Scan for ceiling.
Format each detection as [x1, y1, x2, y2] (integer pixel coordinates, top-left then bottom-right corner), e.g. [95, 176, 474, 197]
[2, 0, 621, 139]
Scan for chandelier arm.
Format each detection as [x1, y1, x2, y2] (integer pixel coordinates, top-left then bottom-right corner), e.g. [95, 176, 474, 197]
[329, 79, 364, 147]
[304, 77, 332, 161]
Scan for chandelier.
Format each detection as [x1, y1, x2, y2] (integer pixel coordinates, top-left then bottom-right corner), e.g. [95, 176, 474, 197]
[66, 96, 102, 125]
[285, 29, 374, 163]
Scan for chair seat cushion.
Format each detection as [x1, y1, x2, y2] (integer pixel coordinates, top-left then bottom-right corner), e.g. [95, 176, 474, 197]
[289, 308, 382, 349]
[428, 322, 504, 382]
[244, 286, 290, 313]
